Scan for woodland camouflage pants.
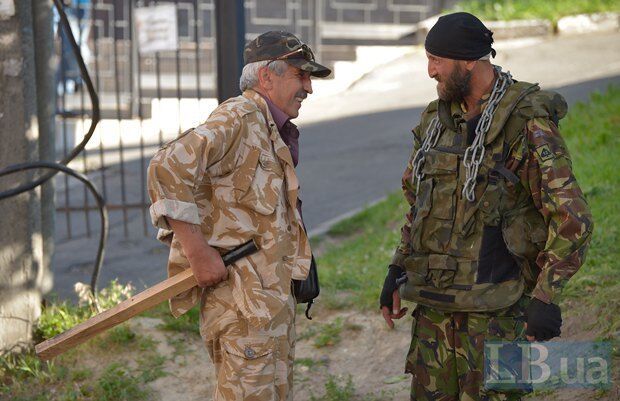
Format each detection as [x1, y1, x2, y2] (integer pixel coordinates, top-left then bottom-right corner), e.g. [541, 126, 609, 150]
[406, 297, 529, 401]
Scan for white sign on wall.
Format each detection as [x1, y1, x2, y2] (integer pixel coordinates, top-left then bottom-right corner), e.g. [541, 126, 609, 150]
[0, 0, 15, 20]
[134, 4, 179, 54]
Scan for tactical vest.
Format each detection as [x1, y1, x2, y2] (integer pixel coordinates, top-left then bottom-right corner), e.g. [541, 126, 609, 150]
[399, 81, 567, 312]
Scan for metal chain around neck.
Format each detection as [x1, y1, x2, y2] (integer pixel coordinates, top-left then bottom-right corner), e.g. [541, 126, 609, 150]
[412, 116, 443, 194]
[462, 66, 513, 202]
[412, 65, 514, 202]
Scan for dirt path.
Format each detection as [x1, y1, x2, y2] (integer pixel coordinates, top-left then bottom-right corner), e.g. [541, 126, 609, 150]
[124, 297, 617, 400]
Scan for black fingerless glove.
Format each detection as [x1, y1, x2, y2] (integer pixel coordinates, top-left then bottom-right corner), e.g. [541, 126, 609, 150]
[380, 265, 406, 310]
[525, 298, 562, 341]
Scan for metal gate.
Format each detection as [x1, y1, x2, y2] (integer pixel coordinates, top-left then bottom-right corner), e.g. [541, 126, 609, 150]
[54, 0, 447, 240]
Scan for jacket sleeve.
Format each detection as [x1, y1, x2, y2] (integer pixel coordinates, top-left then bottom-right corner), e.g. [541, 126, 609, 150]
[522, 117, 594, 304]
[391, 125, 422, 267]
[147, 109, 240, 230]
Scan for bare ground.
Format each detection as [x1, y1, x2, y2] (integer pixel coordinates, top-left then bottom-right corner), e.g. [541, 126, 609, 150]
[113, 297, 618, 401]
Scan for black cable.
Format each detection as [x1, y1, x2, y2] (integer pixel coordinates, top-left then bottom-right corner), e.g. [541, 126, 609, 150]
[0, 162, 108, 299]
[0, 0, 106, 302]
[0, 0, 100, 200]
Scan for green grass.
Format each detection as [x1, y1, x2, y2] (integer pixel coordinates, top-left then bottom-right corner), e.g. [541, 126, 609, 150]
[95, 363, 149, 401]
[142, 301, 201, 335]
[310, 375, 356, 401]
[315, 192, 408, 310]
[315, 85, 620, 337]
[557, 86, 620, 336]
[448, 0, 620, 25]
[0, 281, 165, 401]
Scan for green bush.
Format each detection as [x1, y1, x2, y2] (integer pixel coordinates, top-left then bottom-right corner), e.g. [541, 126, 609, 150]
[449, 0, 620, 25]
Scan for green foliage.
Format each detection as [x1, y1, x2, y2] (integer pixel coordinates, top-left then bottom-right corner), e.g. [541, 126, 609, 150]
[94, 363, 149, 401]
[448, 0, 620, 25]
[35, 301, 92, 341]
[158, 305, 201, 335]
[558, 85, 620, 336]
[314, 318, 344, 348]
[0, 281, 160, 401]
[137, 353, 167, 383]
[37, 280, 135, 340]
[0, 351, 58, 383]
[295, 357, 323, 369]
[104, 325, 137, 346]
[310, 375, 356, 401]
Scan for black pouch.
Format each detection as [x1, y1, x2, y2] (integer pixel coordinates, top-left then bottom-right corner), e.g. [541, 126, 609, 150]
[292, 256, 319, 319]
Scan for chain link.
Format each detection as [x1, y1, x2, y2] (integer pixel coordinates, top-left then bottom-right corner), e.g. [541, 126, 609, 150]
[462, 66, 513, 202]
[412, 116, 443, 194]
[412, 65, 514, 202]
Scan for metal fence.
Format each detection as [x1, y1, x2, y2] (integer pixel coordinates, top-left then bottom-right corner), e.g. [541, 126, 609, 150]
[54, 0, 453, 240]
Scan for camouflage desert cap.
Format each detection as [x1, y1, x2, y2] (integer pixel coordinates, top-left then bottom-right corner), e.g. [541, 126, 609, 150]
[244, 31, 332, 78]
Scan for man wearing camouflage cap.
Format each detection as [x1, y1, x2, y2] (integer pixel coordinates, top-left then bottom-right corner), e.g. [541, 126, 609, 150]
[147, 31, 330, 400]
[379, 12, 593, 400]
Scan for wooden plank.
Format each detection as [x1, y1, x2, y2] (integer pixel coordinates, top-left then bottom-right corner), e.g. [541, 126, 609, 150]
[35, 239, 258, 360]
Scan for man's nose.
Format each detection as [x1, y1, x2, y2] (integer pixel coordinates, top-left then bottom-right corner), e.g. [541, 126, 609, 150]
[303, 76, 313, 95]
[428, 62, 436, 79]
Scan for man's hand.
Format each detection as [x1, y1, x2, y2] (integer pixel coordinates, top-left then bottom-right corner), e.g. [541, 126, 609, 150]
[380, 265, 408, 329]
[525, 297, 562, 341]
[167, 219, 229, 287]
[187, 245, 228, 287]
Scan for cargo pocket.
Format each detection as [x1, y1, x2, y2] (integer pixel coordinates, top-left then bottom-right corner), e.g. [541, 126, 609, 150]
[423, 150, 458, 220]
[410, 178, 432, 250]
[481, 316, 532, 398]
[502, 206, 547, 261]
[235, 147, 284, 215]
[405, 307, 420, 374]
[220, 335, 276, 397]
[426, 254, 457, 289]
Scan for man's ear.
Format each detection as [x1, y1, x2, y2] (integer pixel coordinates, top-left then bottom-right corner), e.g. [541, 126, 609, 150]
[257, 67, 273, 91]
[463, 59, 477, 72]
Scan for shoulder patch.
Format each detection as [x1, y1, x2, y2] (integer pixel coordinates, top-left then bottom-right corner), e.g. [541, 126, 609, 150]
[535, 144, 554, 162]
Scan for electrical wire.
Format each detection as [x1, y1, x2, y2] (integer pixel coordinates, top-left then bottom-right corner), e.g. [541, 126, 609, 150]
[0, 162, 108, 303]
[0, 0, 106, 302]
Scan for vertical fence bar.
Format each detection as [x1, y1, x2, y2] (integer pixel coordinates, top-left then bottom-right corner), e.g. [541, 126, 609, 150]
[194, 0, 202, 103]
[153, 0, 164, 147]
[78, 0, 92, 238]
[113, 0, 129, 237]
[92, 0, 107, 203]
[58, 3, 72, 239]
[132, 0, 149, 235]
[174, 0, 182, 136]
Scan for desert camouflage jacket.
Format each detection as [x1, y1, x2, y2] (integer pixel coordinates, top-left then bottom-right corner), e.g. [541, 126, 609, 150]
[147, 89, 311, 329]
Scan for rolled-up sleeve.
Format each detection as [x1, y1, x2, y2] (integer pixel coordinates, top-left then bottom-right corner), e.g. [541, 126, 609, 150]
[147, 113, 238, 230]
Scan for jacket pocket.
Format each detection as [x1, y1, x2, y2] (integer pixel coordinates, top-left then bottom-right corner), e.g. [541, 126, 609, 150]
[422, 150, 459, 220]
[427, 254, 457, 289]
[234, 147, 284, 215]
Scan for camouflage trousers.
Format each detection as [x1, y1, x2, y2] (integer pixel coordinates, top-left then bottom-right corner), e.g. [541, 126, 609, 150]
[406, 297, 529, 401]
[201, 282, 297, 401]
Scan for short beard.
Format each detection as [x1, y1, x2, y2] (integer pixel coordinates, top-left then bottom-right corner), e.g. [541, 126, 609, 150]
[437, 65, 472, 103]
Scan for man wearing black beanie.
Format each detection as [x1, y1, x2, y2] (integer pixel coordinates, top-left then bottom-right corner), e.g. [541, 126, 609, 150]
[380, 12, 593, 401]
